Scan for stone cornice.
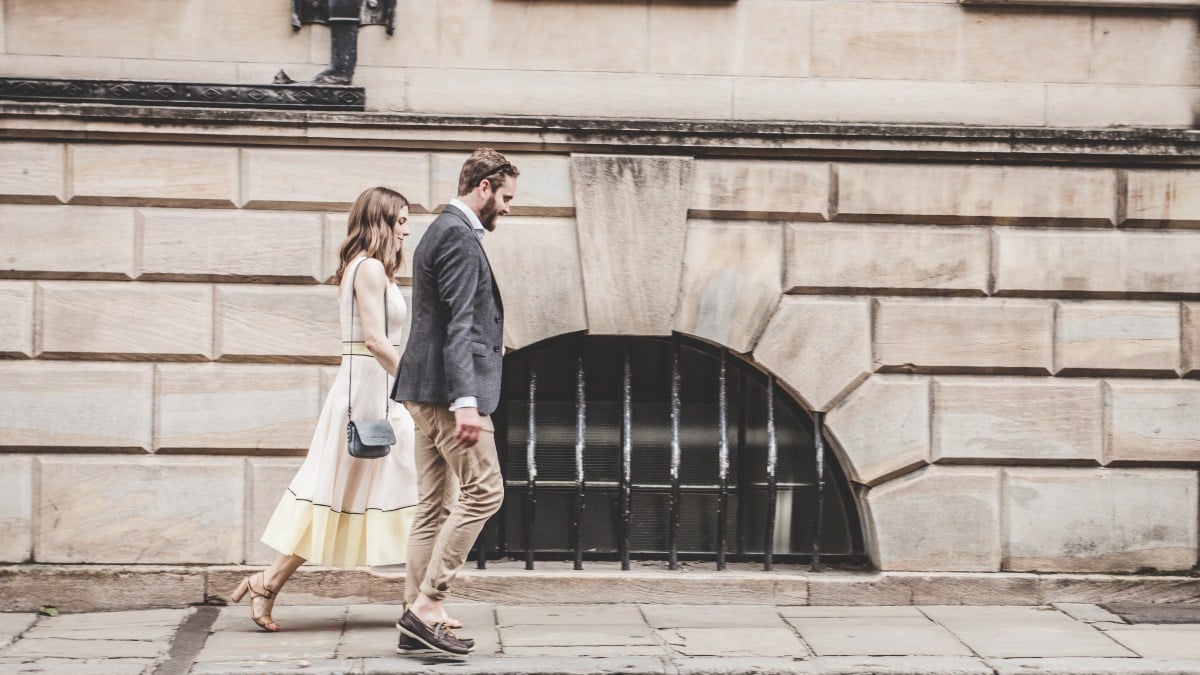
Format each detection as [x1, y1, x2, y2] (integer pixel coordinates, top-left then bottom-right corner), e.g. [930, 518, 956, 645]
[2, 102, 1200, 164]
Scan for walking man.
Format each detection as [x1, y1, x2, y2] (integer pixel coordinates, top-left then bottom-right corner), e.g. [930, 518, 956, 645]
[392, 148, 518, 655]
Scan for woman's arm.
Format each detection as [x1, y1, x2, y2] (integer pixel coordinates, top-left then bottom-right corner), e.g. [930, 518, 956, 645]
[353, 258, 401, 376]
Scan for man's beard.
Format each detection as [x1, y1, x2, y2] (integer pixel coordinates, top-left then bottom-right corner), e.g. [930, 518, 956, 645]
[479, 198, 499, 231]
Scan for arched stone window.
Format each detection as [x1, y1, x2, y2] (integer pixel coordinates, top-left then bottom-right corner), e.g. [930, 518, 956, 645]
[474, 334, 866, 569]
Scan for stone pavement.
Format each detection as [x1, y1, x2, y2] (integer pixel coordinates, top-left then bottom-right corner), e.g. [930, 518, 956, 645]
[2, 602, 1200, 674]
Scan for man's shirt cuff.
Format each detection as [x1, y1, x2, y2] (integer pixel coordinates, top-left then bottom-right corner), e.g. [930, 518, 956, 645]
[449, 396, 478, 412]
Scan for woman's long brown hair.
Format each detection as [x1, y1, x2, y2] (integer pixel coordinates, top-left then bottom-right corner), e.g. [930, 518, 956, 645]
[333, 186, 409, 285]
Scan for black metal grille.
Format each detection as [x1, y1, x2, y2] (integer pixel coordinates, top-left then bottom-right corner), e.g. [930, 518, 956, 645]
[472, 334, 866, 571]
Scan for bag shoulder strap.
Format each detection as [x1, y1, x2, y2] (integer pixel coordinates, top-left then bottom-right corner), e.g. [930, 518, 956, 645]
[346, 256, 389, 421]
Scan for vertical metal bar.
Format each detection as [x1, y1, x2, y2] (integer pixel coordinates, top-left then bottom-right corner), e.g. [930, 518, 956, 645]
[736, 370, 748, 556]
[620, 339, 632, 571]
[716, 350, 729, 571]
[524, 368, 537, 570]
[668, 337, 682, 570]
[475, 522, 487, 569]
[572, 352, 586, 571]
[763, 375, 778, 571]
[811, 411, 826, 573]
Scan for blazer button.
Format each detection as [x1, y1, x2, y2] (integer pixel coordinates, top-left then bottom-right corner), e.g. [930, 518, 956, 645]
[493, 346, 500, 353]
[494, 316, 500, 323]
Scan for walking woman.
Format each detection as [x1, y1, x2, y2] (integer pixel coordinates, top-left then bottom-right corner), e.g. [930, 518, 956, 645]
[232, 186, 418, 631]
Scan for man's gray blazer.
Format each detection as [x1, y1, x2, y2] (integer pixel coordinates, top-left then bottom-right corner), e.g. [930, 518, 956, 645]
[392, 204, 505, 416]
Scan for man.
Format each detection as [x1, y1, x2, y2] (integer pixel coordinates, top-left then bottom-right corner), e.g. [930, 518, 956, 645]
[391, 147, 518, 655]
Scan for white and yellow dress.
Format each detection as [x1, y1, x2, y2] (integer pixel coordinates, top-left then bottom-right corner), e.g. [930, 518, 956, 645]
[261, 255, 417, 567]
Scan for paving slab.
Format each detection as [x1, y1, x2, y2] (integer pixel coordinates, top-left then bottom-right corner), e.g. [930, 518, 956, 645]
[189, 658, 361, 674]
[921, 605, 1134, 658]
[210, 604, 345, 634]
[0, 657, 157, 674]
[361, 655, 668, 674]
[498, 622, 657, 647]
[23, 608, 190, 641]
[1052, 602, 1126, 624]
[989, 657, 1200, 675]
[641, 604, 787, 628]
[1103, 626, 1200, 659]
[0, 616, 35, 650]
[659, 627, 807, 657]
[503, 645, 669, 656]
[671, 656, 817, 674]
[810, 655, 994, 675]
[787, 617, 973, 657]
[779, 606, 925, 619]
[196, 608, 344, 663]
[3, 637, 164, 659]
[496, 604, 642, 626]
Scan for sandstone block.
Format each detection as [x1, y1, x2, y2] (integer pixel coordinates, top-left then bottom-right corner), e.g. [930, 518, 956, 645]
[1187, 303, 1200, 376]
[933, 378, 1102, 464]
[1055, 302, 1180, 375]
[812, 4, 959, 80]
[826, 375, 930, 486]
[39, 281, 213, 359]
[689, 160, 829, 220]
[0, 282, 33, 357]
[0, 456, 33, 563]
[430, 153, 574, 215]
[1003, 468, 1198, 573]
[246, 458, 304, 565]
[648, 1, 737, 75]
[1126, 170, 1200, 227]
[808, 573, 1040, 606]
[0, 142, 63, 203]
[837, 164, 1116, 226]
[482, 217, 587, 351]
[1092, 15, 1200, 86]
[0, 205, 136, 278]
[961, 11, 1090, 83]
[572, 155, 692, 336]
[214, 285, 339, 362]
[69, 144, 238, 208]
[874, 299, 1054, 374]
[139, 208, 324, 282]
[734, 0, 812, 77]
[734, 79, 1044, 126]
[240, 149, 431, 212]
[786, 224, 989, 294]
[995, 230, 1200, 296]
[36, 456, 245, 564]
[1046, 85, 1197, 128]
[1106, 380, 1200, 464]
[753, 297, 872, 411]
[865, 467, 1002, 571]
[0, 362, 152, 450]
[1038, 575, 1200, 605]
[155, 364, 321, 453]
[0, 566, 205, 613]
[673, 220, 783, 353]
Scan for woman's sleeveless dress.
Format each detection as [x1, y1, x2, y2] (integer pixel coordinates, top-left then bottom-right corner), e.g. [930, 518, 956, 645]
[260, 256, 418, 568]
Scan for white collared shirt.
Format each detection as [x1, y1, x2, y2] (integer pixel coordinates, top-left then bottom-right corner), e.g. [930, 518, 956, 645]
[447, 198, 484, 413]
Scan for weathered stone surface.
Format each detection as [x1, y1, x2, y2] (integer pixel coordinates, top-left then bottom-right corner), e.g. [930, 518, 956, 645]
[24, 608, 189, 641]
[673, 220, 782, 353]
[826, 375, 930, 486]
[734, 1, 812, 77]
[874, 299, 1054, 374]
[571, 155, 692, 336]
[365, 656, 667, 675]
[647, 2, 737, 75]
[788, 616, 972, 656]
[923, 605, 1134, 658]
[0, 362, 153, 450]
[753, 297, 872, 411]
[498, 623, 657, 647]
[0, 613, 36, 650]
[961, 11, 1090, 83]
[1055, 302, 1180, 375]
[0, 566, 204, 612]
[1039, 575, 1200, 604]
[431, 153, 574, 214]
[786, 223, 989, 294]
[989, 657, 1200, 675]
[39, 281, 213, 359]
[659, 627, 805, 657]
[1126, 170, 1200, 227]
[0, 457, 32, 564]
[36, 456, 245, 564]
[139, 208, 324, 282]
[155, 364, 321, 453]
[641, 605, 787, 629]
[689, 161, 829, 219]
[837, 164, 1116, 225]
[996, 230, 1200, 296]
[808, 656, 993, 674]
[1046, 85, 1197, 128]
[1002, 468, 1198, 573]
[497, 605, 643, 626]
[812, 4, 959, 81]
[240, 149, 430, 212]
[214, 285, 339, 362]
[1051, 602, 1124, 624]
[246, 457, 303, 565]
[1187, 303, 1200, 376]
[205, 567, 404, 606]
[0, 205, 135, 278]
[5, 636, 164, 659]
[0, 142, 63, 203]
[780, 606, 925, 618]
[70, 144, 238, 208]
[0, 282, 33, 358]
[1103, 626, 1200, 659]
[1093, 15, 1200, 86]
[865, 467, 1002, 572]
[196, 607, 344, 662]
[932, 378, 1102, 464]
[482, 217, 587, 350]
[809, 573, 1040, 606]
[1106, 380, 1200, 464]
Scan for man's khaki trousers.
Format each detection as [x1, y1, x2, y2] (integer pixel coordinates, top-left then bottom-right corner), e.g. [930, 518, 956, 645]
[403, 401, 504, 603]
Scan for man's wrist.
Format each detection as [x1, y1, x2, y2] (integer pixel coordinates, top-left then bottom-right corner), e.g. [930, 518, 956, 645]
[449, 396, 478, 412]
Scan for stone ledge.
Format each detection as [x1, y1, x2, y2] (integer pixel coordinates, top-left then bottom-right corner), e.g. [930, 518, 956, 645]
[2, 564, 1197, 613]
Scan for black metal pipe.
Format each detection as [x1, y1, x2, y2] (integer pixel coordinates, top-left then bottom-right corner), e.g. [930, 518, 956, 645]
[736, 369, 749, 556]
[524, 369, 537, 570]
[619, 339, 632, 571]
[811, 411, 826, 573]
[572, 353, 586, 571]
[764, 376, 778, 571]
[668, 337, 682, 571]
[716, 350, 729, 571]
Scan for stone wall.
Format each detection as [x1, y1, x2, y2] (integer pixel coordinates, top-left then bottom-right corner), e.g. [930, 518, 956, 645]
[1, 0, 1198, 126]
[1, 119, 1198, 576]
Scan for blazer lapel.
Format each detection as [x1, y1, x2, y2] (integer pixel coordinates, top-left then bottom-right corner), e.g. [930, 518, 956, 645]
[443, 204, 502, 311]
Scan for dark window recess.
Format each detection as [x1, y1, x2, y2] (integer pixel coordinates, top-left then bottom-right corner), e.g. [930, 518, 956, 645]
[470, 334, 867, 571]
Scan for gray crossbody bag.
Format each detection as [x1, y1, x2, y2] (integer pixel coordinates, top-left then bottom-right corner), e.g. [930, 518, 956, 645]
[345, 259, 395, 459]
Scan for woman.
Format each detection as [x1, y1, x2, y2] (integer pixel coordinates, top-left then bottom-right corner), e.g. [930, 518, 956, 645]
[232, 186, 418, 632]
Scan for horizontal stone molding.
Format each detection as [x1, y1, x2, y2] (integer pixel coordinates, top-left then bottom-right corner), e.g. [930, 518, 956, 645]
[68, 144, 239, 208]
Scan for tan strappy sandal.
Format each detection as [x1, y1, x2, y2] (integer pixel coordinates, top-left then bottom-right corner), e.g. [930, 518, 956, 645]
[230, 572, 281, 632]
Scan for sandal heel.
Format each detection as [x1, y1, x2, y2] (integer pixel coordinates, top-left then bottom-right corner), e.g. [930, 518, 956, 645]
[230, 578, 249, 604]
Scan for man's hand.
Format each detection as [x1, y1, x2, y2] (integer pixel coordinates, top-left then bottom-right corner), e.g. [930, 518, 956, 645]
[454, 406, 482, 446]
